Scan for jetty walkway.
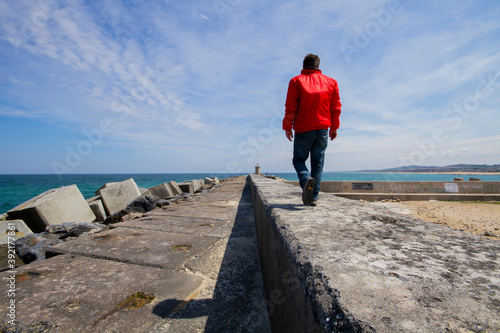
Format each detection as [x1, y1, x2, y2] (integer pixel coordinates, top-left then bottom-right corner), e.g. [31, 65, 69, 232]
[2, 175, 500, 332]
[1, 176, 270, 332]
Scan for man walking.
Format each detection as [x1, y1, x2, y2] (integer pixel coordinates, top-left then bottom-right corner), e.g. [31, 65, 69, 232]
[283, 54, 342, 206]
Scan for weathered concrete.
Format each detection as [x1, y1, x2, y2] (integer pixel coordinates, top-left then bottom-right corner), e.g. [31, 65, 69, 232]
[333, 192, 500, 202]
[287, 180, 500, 201]
[191, 179, 201, 192]
[0, 220, 32, 244]
[86, 196, 107, 221]
[177, 179, 203, 194]
[317, 180, 500, 194]
[205, 177, 220, 186]
[96, 178, 141, 215]
[48, 227, 222, 269]
[0, 220, 31, 270]
[168, 181, 183, 196]
[148, 182, 175, 199]
[139, 187, 150, 195]
[0, 254, 203, 332]
[112, 216, 229, 236]
[7, 185, 96, 233]
[148, 178, 271, 332]
[1, 176, 270, 332]
[178, 181, 195, 195]
[251, 174, 500, 332]
[148, 203, 238, 221]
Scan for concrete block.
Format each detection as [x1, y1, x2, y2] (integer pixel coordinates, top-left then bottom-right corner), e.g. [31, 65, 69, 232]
[179, 181, 195, 195]
[191, 179, 199, 192]
[96, 178, 141, 215]
[48, 228, 221, 269]
[204, 177, 220, 186]
[112, 215, 227, 235]
[87, 197, 107, 222]
[139, 187, 150, 195]
[86, 195, 98, 204]
[0, 220, 29, 268]
[0, 220, 33, 245]
[195, 179, 203, 192]
[149, 203, 237, 221]
[7, 185, 96, 233]
[0, 254, 203, 332]
[168, 181, 183, 196]
[94, 182, 117, 196]
[0, 220, 34, 269]
[148, 182, 175, 199]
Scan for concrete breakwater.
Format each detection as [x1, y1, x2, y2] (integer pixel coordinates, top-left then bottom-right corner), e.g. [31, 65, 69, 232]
[1, 175, 500, 332]
[1, 176, 271, 332]
[251, 174, 500, 332]
[0, 176, 223, 267]
[285, 179, 500, 201]
[2, 176, 220, 232]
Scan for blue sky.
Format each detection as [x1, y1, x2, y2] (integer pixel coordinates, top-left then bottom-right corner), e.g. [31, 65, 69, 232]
[0, 0, 499, 175]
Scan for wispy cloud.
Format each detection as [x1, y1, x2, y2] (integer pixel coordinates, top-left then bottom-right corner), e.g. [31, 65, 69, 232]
[0, 0, 499, 174]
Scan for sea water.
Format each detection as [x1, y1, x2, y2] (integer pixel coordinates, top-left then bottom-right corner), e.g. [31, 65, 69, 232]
[0, 173, 242, 214]
[1, 172, 500, 214]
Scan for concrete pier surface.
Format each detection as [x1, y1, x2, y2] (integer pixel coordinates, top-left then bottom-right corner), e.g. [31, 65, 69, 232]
[0, 176, 271, 333]
[2, 174, 500, 332]
[251, 175, 500, 332]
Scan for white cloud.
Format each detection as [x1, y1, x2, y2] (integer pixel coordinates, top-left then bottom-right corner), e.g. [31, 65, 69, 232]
[0, 0, 499, 173]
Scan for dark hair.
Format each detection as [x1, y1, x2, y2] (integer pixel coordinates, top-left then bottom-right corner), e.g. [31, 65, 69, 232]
[303, 54, 320, 69]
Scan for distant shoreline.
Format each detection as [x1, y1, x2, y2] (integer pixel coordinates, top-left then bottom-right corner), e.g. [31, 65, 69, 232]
[365, 171, 500, 175]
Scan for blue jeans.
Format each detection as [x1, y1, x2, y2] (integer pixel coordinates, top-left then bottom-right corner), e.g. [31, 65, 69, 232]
[292, 129, 328, 200]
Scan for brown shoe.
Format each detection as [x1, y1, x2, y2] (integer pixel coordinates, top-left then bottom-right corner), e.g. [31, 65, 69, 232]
[310, 200, 318, 206]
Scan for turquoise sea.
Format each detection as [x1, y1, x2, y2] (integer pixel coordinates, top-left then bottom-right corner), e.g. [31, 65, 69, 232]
[1, 172, 500, 214]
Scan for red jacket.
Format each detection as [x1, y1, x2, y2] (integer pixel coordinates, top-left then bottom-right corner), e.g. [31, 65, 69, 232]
[283, 69, 342, 133]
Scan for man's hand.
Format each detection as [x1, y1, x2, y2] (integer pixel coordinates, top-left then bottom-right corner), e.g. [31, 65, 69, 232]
[329, 129, 338, 141]
[285, 130, 293, 142]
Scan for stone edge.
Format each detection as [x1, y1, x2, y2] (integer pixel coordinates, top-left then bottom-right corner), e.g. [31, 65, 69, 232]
[248, 174, 371, 332]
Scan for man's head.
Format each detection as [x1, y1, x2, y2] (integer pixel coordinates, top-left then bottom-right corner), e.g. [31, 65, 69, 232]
[303, 54, 320, 69]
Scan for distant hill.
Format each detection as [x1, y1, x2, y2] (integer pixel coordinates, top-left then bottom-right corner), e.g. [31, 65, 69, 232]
[359, 164, 500, 173]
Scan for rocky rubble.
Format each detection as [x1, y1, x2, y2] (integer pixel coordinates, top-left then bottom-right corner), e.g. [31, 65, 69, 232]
[103, 195, 159, 224]
[14, 222, 104, 264]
